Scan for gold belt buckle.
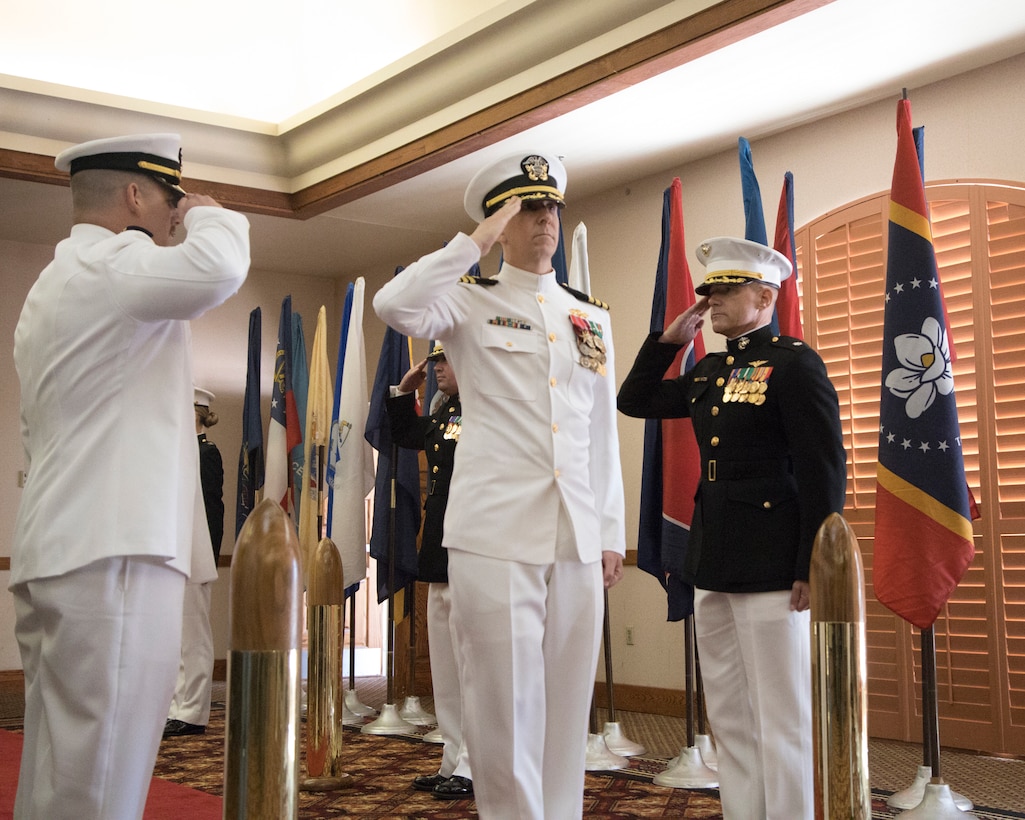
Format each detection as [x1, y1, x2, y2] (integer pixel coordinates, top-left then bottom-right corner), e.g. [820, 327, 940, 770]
[707, 459, 716, 482]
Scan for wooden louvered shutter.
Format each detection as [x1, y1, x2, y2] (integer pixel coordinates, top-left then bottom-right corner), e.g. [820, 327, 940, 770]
[795, 182, 1025, 756]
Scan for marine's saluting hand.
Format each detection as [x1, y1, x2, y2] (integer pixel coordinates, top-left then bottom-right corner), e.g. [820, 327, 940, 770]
[660, 297, 709, 346]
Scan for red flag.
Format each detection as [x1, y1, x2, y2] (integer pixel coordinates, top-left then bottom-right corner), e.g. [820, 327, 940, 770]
[773, 172, 803, 339]
[873, 98, 975, 629]
[661, 178, 704, 536]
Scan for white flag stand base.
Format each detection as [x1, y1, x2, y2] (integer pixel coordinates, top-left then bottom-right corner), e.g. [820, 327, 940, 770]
[694, 733, 717, 770]
[398, 695, 436, 725]
[344, 688, 377, 717]
[361, 703, 418, 736]
[654, 746, 719, 789]
[341, 696, 363, 726]
[421, 726, 444, 744]
[887, 766, 973, 811]
[602, 721, 645, 756]
[584, 733, 629, 771]
[894, 780, 979, 818]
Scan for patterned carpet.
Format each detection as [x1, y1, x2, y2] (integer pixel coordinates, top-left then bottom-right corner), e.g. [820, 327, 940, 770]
[146, 684, 1024, 819]
[2, 677, 1022, 817]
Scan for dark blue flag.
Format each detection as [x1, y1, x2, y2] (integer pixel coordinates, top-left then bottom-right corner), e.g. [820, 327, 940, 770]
[236, 307, 264, 538]
[738, 136, 768, 245]
[552, 210, 568, 285]
[739, 136, 780, 335]
[365, 278, 421, 606]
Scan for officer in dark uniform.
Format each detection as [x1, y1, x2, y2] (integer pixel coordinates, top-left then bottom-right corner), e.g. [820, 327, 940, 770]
[387, 344, 473, 800]
[617, 236, 846, 820]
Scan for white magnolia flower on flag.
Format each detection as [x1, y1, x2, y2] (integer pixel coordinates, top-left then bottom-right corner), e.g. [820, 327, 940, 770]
[884, 316, 954, 419]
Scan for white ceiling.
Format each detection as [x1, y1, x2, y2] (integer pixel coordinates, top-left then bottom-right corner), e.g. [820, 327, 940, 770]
[3, 0, 1025, 279]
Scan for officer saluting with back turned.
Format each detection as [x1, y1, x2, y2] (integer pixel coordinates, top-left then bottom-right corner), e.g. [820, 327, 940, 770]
[12, 133, 249, 820]
[617, 237, 846, 820]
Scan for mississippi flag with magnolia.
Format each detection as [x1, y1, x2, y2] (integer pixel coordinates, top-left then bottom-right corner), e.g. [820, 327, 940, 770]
[874, 98, 975, 630]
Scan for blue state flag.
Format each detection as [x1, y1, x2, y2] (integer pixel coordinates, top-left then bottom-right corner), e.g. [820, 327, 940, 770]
[874, 98, 975, 630]
[236, 307, 264, 537]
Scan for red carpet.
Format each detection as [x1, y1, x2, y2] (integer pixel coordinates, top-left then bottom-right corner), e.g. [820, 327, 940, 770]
[0, 729, 221, 820]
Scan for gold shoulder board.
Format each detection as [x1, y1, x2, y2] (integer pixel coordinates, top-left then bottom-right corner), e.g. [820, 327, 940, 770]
[560, 282, 610, 311]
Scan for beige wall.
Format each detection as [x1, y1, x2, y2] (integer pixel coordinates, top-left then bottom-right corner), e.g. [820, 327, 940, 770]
[2, 51, 1023, 686]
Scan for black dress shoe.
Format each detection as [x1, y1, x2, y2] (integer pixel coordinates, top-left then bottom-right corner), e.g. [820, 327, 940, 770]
[163, 719, 206, 737]
[412, 773, 449, 792]
[433, 775, 473, 799]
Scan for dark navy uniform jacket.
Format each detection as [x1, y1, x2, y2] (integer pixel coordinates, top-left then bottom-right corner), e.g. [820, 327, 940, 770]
[387, 391, 461, 583]
[618, 325, 846, 593]
[197, 433, 224, 565]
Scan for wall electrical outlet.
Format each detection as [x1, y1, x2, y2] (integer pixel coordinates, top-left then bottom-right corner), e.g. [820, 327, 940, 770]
[625, 626, 635, 645]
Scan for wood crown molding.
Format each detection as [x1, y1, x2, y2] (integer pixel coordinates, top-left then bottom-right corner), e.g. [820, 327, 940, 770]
[0, 0, 826, 221]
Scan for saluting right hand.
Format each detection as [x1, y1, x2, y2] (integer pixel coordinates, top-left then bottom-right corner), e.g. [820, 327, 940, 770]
[398, 359, 428, 394]
[660, 297, 710, 346]
[469, 196, 522, 256]
[177, 192, 222, 216]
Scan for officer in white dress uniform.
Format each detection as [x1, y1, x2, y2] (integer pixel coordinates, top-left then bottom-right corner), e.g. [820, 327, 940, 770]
[164, 387, 225, 738]
[374, 151, 627, 820]
[11, 133, 249, 820]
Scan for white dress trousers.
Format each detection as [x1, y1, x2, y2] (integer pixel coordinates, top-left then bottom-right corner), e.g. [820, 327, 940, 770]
[693, 588, 814, 820]
[13, 557, 186, 820]
[427, 582, 472, 780]
[168, 580, 215, 726]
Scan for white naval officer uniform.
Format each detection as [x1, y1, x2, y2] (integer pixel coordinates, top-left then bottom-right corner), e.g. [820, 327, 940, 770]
[12, 200, 249, 819]
[374, 232, 626, 820]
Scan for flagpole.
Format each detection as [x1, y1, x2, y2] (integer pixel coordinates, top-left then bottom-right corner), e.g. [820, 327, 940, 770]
[922, 626, 940, 777]
[584, 593, 628, 771]
[399, 579, 435, 725]
[343, 592, 376, 719]
[361, 442, 416, 735]
[386, 442, 397, 704]
[653, 616, 717, 788]
[599, 590, 644, 757]
[885, 625, 976, 814]
[693, 643, 717, 768]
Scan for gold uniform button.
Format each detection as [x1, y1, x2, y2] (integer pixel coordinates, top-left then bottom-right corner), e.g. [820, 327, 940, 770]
[726, 355, 735, 365]
[710, 436, 720, 447]
[550, 377, 557, 387]
[711, 406, 719, 416]
[763, 501, 772, 509]
[554, 469, 561, 478]
[552, 423, 559, 433]
[548, 332, 557, 342]
[538, 294, 545, 304]
[434, 444, 440, 451]
[506, 341, 513, 347]
[716, 377, 725, 387]
[432, 466, 440, 474]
